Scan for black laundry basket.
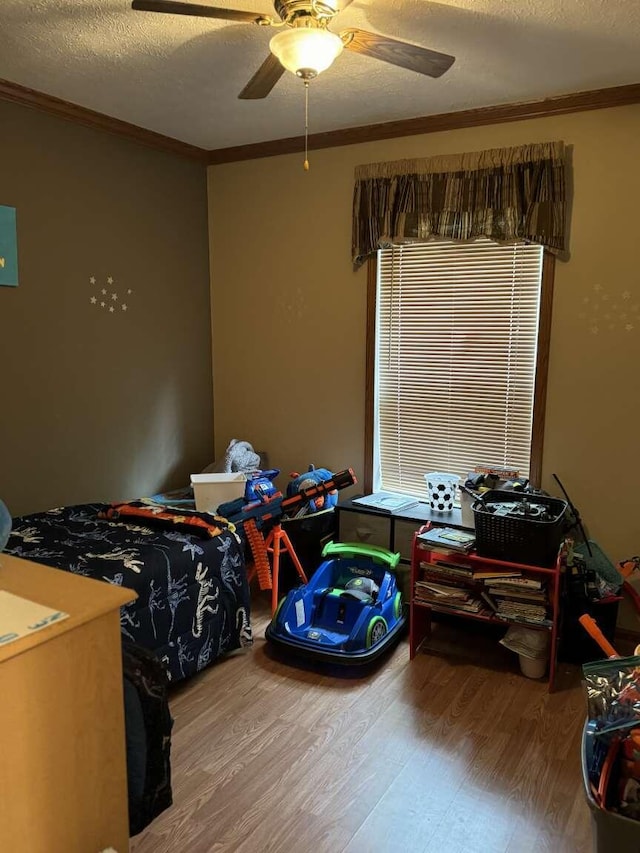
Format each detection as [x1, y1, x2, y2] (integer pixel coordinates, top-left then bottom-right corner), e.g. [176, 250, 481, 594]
[473, 490, 567, 567]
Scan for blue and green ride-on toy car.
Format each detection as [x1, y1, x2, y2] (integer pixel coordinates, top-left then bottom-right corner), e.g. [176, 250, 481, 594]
[265, 541, 406, 665]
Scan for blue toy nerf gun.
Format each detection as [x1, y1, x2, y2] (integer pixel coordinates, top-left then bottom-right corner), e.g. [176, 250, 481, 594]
[219, 467, 357, 530]
[220, 467, 358, 595]
[244, 469, 280, 504]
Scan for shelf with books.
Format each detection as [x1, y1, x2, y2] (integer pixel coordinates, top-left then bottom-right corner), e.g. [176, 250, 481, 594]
[409, 524, 563, 691]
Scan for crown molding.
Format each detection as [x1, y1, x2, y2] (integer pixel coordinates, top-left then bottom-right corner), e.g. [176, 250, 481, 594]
[0, 78, 209, 163]
[207, 82, 640, 165]
[2, 77, 638, 166]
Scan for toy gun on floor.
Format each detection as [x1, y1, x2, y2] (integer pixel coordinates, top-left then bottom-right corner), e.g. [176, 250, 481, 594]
[219, 468, 357, 592]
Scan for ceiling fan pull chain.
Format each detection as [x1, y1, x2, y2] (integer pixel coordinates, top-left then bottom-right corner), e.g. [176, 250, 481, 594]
[303, 81, 310, 171]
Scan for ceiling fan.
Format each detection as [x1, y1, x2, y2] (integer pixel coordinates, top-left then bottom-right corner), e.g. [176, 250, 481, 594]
[131, 0, 456, 99]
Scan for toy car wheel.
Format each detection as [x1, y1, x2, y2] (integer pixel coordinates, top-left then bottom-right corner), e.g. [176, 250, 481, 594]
[272, 596, 286, 625]
[366, 616, 388, 648]
[393, 591, 403, 620]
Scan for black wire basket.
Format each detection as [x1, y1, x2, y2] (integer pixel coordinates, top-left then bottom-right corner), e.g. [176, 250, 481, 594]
[473, 490, 568, 567]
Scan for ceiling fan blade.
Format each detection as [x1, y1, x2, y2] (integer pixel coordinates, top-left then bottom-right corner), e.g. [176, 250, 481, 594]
[341, 29, 455, 78]
[131, 0, 270, 25]
[238, 53, 286, 99]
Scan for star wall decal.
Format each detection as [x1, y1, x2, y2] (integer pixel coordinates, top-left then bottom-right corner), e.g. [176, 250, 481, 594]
[88, 274, 135, 316]
[578, 284, 638, 335]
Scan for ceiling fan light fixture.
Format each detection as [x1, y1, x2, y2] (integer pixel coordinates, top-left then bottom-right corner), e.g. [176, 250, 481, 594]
[269, 28, 343, 79]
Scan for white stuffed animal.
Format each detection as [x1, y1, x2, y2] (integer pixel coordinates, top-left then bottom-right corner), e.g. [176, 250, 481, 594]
[201, 439, 261, 475]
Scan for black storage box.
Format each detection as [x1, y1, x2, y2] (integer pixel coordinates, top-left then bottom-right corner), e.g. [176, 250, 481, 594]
[473, 490, 567, 567]
[278, 508, 337, 593]
[560, 595, 620, 664]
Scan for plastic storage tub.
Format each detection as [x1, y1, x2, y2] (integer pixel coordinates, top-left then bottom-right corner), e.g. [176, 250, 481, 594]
[190, 473, 246, 512]
[582, 723, 640, 852]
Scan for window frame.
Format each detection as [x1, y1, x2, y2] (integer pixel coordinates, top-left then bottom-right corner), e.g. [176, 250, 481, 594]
[363, 245, 555, 494]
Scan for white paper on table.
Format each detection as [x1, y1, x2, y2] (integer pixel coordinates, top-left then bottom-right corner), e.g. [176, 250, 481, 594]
[0, 590, 69, 647]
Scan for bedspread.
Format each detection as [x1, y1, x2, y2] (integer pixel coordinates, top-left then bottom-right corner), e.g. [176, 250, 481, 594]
[5, 502, 252, 682]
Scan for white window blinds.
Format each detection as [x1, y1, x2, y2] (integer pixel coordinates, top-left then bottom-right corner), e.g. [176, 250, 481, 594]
[375, 238, 544, 497]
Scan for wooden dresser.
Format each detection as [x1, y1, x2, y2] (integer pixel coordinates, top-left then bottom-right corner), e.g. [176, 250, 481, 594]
[0, 554, 136, 853]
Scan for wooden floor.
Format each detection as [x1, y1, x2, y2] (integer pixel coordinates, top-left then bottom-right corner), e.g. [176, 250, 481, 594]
[130, 593, 594, 853]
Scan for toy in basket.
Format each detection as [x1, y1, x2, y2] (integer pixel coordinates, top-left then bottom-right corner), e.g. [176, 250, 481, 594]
[265, 541, 406, 665]
[472, 490, 567, 567]
[580, 614, 640, 841]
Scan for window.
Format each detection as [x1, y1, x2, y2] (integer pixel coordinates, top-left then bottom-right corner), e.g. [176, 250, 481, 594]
[366, 238, 553, 497]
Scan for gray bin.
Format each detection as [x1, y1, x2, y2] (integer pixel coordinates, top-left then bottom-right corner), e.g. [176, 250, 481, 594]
[582, 722, 640, 852]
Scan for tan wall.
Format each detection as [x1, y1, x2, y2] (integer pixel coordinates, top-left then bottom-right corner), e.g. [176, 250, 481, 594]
[0, 101, 213, 517]
[208, 105, 639, 582]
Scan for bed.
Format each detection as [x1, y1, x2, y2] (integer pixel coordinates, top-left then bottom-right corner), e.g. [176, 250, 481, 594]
[4, 500, 252, 683]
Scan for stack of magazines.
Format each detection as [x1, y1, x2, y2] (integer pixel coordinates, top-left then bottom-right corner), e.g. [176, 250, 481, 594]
[483, 576, 550, 626]
[351, 492, 419, 513]
[417, 526, 476, 553]
[414, 577, 482, 613]
[416, 557, 484, 613]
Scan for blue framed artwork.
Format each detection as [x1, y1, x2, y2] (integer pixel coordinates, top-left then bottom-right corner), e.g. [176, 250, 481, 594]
[0, 205, 18, 287]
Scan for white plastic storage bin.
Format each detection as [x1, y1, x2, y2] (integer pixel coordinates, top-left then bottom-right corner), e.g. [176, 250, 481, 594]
[190, 473, 246, 512]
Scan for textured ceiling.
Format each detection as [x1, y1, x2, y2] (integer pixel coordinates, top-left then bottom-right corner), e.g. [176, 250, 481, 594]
[1, 0, 639, 151]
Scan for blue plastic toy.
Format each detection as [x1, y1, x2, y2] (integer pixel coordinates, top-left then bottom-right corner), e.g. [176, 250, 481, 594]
[265, 541, 406, 664]
[244, 469, 280, 504]
[287, 465, 339, 513]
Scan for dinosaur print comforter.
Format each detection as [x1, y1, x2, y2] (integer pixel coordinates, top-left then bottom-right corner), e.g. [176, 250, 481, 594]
[5, 503, 252, 682]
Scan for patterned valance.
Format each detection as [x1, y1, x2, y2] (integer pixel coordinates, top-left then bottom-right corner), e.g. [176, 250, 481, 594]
[352, 141, 567, 268]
